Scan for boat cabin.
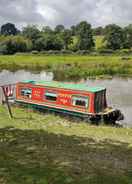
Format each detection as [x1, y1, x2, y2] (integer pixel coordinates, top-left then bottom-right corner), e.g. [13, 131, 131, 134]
[16, 80, 107, 116]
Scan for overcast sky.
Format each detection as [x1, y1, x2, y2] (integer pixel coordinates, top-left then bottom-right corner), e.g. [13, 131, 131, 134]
[0, 0, 132, 29]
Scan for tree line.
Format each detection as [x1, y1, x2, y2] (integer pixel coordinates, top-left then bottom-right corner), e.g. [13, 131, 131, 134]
[0, 22, 132, 54]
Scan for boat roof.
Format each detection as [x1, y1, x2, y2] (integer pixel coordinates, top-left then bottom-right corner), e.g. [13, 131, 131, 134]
[21, 80, 106, 93]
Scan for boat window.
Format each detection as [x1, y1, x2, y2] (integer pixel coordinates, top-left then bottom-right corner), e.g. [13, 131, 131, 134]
[45, 91, 57, 101]
[72, 96, 89, 108]
[20, 88, 32, 98]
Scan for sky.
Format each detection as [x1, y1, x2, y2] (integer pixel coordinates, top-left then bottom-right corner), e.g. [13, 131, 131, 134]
[0, 0, 132, 29]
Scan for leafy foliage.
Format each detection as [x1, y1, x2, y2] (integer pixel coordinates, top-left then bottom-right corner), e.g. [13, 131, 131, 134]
[55, 24, 65, 34]
[22, 25, 41, 47]
[35, 33, 63, 51]
[93, 26, 104, 36]
[123, 24, 132, 49]
[103, 24, 124, 50]
[1, 23, 19, 35]
[1, 22, 132, 54]
[76, 21, 95, 50]
[60, 29, 73, 49]
[0, 35, 32, 54]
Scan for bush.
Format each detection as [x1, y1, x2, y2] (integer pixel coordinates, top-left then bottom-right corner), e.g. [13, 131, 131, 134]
[40, 50, 73, 55]
[47, 50, 62, 55]
[15, 52, 30, 55]
[117, 49, 132, 55]
[97, 48, 115, 54]
[90, 51, 98, 56]
[121, 57, 131, 61]
[76, 50, 90, 55]
[39, 51, 49, 55]
[31, 50, 39, 54]
[60, 50, 73, 55]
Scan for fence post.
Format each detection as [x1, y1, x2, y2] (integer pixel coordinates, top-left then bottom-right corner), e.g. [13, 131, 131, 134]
[2, 86, 13, 118]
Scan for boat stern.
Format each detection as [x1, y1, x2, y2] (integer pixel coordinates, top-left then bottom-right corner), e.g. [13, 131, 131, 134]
[102, 108, 124, 123]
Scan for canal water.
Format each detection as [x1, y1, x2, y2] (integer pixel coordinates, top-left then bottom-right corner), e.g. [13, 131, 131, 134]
[0, 70, 132, 127]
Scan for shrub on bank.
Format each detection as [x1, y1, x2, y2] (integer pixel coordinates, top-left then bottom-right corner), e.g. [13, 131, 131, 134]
[76, 50, 91, 55]
[60, 50, 74, 55]
[30, 50, 74, 55]
[97, 48, 115, 55]
[2, 48, 132, 56]
[15, 52, 31, 55]
[31, 50, 39, 55]
[117, 49, 132, 55]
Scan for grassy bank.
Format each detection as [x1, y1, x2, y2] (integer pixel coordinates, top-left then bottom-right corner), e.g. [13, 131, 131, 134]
[0, 105, 132, 183]
[0, 55, 132, 80]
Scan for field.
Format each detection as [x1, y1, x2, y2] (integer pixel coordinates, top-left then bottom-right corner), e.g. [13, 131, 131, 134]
[0, 54, 132, 80]
[0, 105, 132, 184]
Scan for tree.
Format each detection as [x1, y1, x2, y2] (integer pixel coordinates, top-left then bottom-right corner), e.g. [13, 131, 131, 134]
[35, 33, 63, 51]
[1, 23, 19, 35]
[0, 36, 32, 54]
[54, 25, 65, 34]
[61, 29, 73, 49]
[103, 24, 124, 50]
[93, 26, 104, 36]
[123, 24, 132, 49]
[42, 26, 53, 34]
[22, 25, 40, 46]
[71, 25, 76, 36]
[76, 21, 95, 50]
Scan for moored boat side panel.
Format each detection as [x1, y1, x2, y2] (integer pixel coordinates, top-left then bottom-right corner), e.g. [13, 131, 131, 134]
[15, 81, 124, 124]
[16, 82, 95, 114]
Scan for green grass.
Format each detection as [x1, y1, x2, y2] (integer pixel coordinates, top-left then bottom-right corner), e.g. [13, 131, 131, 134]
[0, 105, 132, 184]
[0, 54, 132, 80]
[94, 36, 105, 49]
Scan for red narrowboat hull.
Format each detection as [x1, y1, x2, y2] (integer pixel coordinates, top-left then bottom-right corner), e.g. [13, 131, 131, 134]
[15, 81, 124, 124]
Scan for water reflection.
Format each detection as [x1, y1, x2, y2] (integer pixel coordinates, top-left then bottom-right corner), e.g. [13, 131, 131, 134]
[0, 70, 53, 85]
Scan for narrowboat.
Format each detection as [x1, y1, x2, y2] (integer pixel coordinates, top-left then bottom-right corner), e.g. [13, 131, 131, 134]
[15, 80, 124, 123]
